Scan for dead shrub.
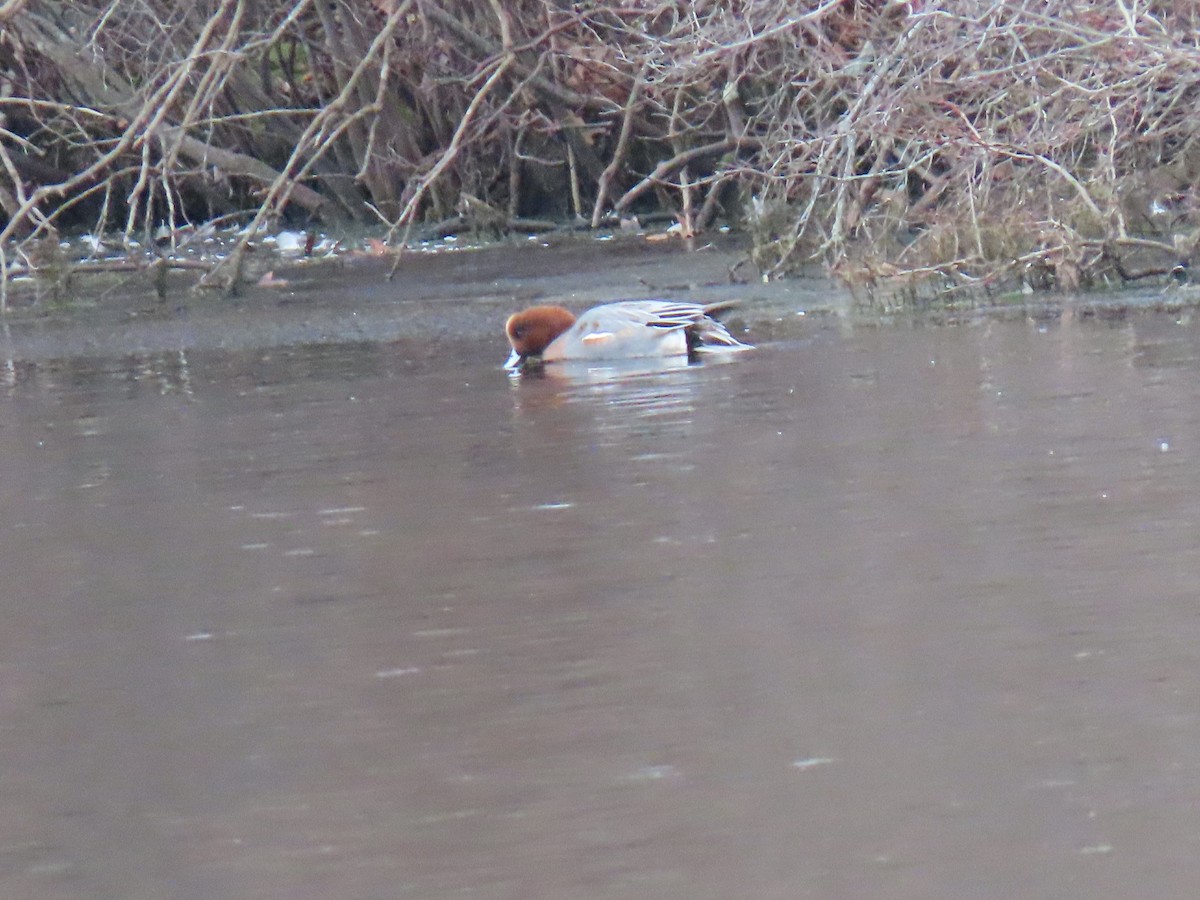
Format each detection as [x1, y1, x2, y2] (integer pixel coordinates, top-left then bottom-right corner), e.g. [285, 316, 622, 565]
[1, 1, 1199, 303]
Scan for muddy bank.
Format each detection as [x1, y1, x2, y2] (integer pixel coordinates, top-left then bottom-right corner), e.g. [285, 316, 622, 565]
[0, 236, 823, 362]
[0, 234, 1194, 363]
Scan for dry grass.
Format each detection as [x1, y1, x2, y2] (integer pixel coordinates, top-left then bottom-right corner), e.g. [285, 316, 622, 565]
[1, 1, 1199, 303]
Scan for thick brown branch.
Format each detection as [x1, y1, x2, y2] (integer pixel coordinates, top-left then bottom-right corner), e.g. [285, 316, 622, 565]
[613, 137, 761, 215]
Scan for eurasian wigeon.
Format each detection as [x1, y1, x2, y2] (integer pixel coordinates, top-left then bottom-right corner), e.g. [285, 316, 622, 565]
[504, 299, 752, 369]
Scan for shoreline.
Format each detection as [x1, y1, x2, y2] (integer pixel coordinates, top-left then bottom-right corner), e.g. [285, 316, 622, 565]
[0, 235, 1192, 364]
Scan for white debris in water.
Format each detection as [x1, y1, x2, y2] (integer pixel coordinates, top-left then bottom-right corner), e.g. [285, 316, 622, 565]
[185, 632, 213, 641]
[275, 230, 307, 255]
[1079, 844, 1113, 855]
[791, 757, 836, 770]
[533, 502, 575, 510]
[376, 667, 421, 678]
[625, 765, 679, 781]
[241, 542, 269, 550]
[283, 548, 314, 557]
[319, 506, 366, 515]
[1159, 440, 1170, 452]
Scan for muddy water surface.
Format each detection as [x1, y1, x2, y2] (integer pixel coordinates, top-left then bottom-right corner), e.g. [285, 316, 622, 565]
[3, 312, 1200, 899]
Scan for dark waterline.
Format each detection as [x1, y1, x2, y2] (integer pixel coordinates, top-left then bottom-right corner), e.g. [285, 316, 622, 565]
[3, 314, 1200, 898]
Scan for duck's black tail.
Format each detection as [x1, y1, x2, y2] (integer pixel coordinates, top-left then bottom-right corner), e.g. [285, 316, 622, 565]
[692, 300, 752, 354]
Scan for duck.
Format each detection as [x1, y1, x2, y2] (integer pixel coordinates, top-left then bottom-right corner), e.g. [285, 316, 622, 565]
[504, 299, 752, 369]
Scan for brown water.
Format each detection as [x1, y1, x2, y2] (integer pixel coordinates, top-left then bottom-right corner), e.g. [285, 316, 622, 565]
[3, 314, 1200, 899]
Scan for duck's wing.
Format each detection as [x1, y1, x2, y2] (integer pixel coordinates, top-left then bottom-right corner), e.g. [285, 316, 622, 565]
[690, 317, 752, 352]
[618, 300, 752, 352]
[592, 300, 709, 331]
[575, 300, 751, 355]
